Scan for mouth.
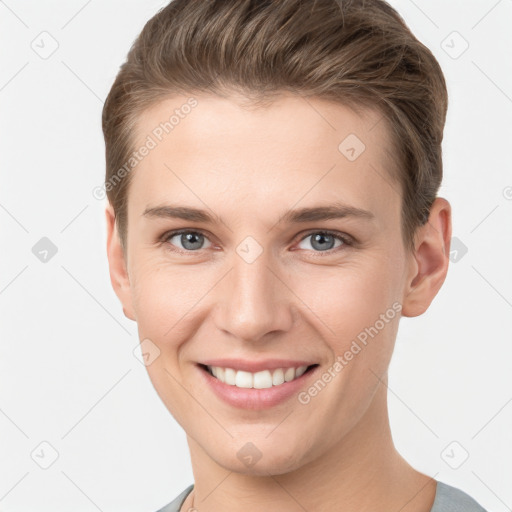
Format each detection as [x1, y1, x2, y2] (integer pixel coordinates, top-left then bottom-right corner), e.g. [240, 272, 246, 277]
[196, 362, 321, 410]
[198, 363, 319, 388]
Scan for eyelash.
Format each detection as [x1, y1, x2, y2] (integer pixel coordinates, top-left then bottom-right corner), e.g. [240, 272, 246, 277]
[158, 229, 354, 256]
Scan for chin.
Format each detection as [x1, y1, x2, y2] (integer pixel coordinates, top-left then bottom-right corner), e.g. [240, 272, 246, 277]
[208, 437, 312, 477]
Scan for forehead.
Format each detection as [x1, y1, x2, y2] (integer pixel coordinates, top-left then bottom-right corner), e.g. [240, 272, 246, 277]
[127, 92, 401, 228]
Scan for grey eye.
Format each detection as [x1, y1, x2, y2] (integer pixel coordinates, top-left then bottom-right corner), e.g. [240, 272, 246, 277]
[168, 231, 212, 251]
[297, 232, 344, 252]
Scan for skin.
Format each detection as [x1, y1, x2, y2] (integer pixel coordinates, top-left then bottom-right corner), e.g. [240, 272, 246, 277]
[105, 92, 452, 512]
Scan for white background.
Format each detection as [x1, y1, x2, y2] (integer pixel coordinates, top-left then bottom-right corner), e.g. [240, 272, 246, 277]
[1, 0, 511, 511]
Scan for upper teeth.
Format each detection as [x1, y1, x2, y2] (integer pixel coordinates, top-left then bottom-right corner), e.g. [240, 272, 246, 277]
[207, 365, 309, 389]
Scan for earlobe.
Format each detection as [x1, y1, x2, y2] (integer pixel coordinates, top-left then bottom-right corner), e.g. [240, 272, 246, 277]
[105, 204, 136, 321]
[401, 197, 452, 318]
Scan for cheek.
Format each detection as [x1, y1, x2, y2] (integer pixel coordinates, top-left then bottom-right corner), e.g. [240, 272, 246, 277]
[288, 256, 402, 394]
[131, 265, 200, 338]
[292, 256, 400, 337]
[129, 260, 206, 424]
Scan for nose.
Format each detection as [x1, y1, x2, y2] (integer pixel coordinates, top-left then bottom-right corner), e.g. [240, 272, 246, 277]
[213, 249, 295, 343]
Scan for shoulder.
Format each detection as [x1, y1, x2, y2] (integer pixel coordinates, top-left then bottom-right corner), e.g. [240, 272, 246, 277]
[431, 480, 489, 512]
[155, 480, 489, 512]
[155, 484, 194, 512]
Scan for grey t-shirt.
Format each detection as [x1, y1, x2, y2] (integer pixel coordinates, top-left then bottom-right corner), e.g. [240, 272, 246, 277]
[155, 480, 488, 512]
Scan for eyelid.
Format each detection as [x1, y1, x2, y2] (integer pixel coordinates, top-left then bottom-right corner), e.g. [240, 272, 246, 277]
[294, 229, 354, 253]
[159, 228, 215, 253]
[159, 228, 354, 254]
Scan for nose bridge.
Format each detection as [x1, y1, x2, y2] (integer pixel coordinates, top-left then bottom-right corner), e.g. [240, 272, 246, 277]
[215, 241, 293, 342]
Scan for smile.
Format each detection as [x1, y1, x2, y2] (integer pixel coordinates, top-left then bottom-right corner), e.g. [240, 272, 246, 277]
[204, 364, 317, 389]
[197, 363, 320, 410]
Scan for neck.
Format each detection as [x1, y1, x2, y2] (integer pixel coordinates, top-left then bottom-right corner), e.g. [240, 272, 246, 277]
[184, 376, 437, 512]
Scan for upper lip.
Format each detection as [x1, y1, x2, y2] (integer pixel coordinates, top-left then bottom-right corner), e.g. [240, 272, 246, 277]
[199, 358, 318, 373]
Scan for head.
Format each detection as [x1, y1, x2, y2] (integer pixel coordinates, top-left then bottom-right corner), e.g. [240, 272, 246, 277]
[103, 0, 451, 475]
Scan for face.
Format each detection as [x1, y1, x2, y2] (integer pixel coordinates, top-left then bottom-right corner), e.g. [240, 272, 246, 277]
[106, 91, 451, 476]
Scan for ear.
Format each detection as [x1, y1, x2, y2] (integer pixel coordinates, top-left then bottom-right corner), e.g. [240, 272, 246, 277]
[401, 197, 452, 317]
[105, 203, 136, 321]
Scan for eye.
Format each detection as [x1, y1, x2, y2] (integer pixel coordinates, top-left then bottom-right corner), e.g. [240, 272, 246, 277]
[295, 230, 351, 254]
[162, 229, 213, 252]
[159, 228, 352, 255]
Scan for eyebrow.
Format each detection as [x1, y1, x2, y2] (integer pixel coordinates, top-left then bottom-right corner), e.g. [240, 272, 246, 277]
[142, 202, 375, 225]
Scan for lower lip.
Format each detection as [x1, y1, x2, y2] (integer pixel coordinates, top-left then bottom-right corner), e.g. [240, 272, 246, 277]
[196, 364, 319, 410]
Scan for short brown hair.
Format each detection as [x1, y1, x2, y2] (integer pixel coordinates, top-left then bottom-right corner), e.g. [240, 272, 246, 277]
[102, 0, 448, 254]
